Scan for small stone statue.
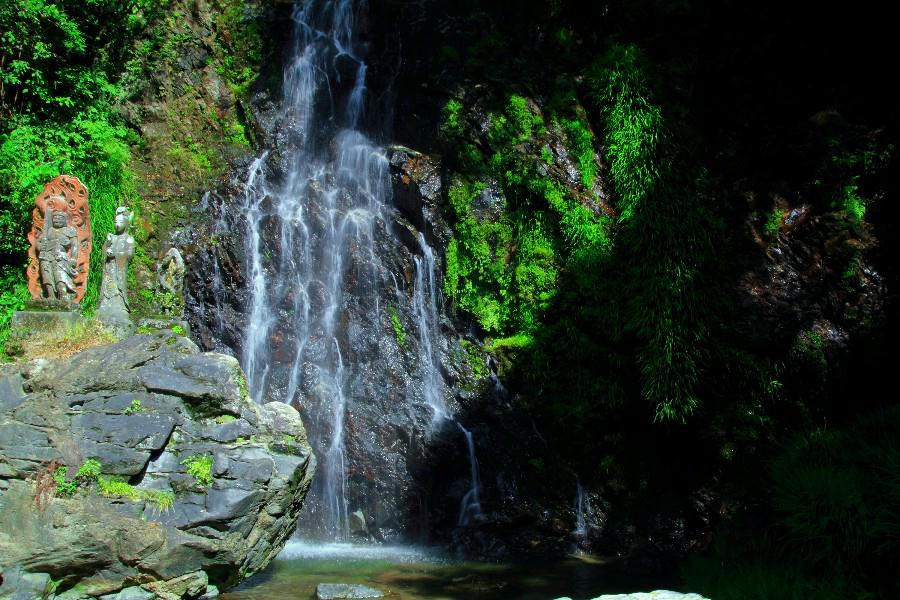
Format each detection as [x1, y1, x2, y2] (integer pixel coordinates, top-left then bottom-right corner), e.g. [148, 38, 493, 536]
[26, 176, 92, 305]
[98, 207, 135, 326]
[156, 247, 186, 316]
[37, 206, 79, 301]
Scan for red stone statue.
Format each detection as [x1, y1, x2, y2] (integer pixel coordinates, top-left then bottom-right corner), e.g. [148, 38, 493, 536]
[26, 176, 92, 304]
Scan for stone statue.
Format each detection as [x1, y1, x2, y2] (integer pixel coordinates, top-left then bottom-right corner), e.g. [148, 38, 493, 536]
[156, 247, 186, 316]
[98, 207, 135, 323]
[37, 206, 79, 301]
[26, 176, 92, 304]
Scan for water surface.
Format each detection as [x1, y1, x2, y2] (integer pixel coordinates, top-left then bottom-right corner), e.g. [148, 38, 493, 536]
[222, 541, 676, 600]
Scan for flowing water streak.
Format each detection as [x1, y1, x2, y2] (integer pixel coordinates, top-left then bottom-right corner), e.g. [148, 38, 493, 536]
[241, 154, 272, 401]
[457, 422, 483, 526]
[413, 232, 446, 424]
[573, 478, 588, 538]
[234, 0, 392, 539]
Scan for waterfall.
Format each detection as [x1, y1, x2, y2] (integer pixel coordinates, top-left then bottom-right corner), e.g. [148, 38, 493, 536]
[191, 0, 457, 543]
[457, 422, 483, 527]
[573, 478, 588, 538]
[413, 232, 446, 424]
[231, 0, 390, 540]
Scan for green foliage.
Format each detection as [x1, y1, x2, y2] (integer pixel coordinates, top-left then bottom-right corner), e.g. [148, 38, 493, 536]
[388, 304, 406, 348]
[0, 0, 157, 116]
[235, 370, 249, 400]
[816, 138, 891, 228]
[764, 207, 783, 237]
[213, 1, 263, 98]
[442, 99, 464, 135]
[180, 453, 214, 488]
[684, 539, 867, 600]
[0, 1, 155, 344]
[442, 91, 611, 339]
[52, 459, 100, 497]
[587, 44, 665, 223]
[124, 399, 145, 414]
[75, 458, 102, 482]
[485, 333, 534, 353]
[841, 184, 866, 223]
[142, 289, 182, 316]
[587, 43, 716, 422]
[53, 466, 77, 497]
[215, 414, 237, 425]
[0, 267, 29, 357]
[561, 117, 597, 188]
[459, 339, 488, 380]
[687, 407, 900, 599]
[98, 475, 175, 513]
[443, 179, 512, 332]
[170, 324, 186, 336]
[771, 413, 900, 571]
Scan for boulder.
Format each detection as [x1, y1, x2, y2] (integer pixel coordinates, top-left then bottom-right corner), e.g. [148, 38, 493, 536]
[0, 332, 315, 599]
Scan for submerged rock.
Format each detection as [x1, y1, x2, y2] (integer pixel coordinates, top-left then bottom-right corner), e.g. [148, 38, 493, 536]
[316, 583, 385, 599]
[555, 593, 709, 600]
[0, 332, 315, 599]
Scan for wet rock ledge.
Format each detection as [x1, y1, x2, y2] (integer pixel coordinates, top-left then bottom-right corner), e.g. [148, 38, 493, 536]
[0, 332, 315, 599]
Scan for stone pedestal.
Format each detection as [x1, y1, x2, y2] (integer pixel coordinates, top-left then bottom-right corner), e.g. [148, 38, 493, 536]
[97, 306, 134, 337]
[5, 300, 83, 357]
[11, 308, 82, 335]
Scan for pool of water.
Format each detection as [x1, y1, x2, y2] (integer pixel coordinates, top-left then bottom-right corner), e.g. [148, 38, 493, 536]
[221, 541, 677, 600]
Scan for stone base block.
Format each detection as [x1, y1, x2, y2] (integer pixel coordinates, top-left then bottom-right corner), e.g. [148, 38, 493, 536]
[97, 307, 135, 337]
[11, 309, 82, 335]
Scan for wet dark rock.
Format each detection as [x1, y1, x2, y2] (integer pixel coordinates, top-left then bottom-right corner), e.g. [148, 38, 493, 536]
[0, 333, 314, 599]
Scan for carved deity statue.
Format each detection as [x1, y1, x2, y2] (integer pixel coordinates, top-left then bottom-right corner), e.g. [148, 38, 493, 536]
[99, 207, 135, 318]
[37, 207, 79, 301]
[26, 176, 92, 304]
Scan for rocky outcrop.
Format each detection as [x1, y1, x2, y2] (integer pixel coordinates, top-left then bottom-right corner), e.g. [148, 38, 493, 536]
[0, 332, 314, 599]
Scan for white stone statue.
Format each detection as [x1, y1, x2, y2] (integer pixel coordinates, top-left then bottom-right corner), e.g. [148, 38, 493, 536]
[98, 207, 134, 327]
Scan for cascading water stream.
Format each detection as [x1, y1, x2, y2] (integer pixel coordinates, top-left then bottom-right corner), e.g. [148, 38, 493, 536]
[457, 422, 483, 527]
[412, 231, 446, 424]
[229, 0, 393, 540]
[194, 0, 463, 543]
[573, 478, 589, 538]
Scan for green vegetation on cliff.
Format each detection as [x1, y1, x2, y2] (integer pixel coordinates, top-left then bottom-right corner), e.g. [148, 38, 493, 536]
[0, 0, 268, 353]
[0, 1, 150, 345]
[398, 0, 895, 594]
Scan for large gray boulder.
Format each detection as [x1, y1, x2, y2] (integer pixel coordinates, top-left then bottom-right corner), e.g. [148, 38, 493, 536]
[0, 332, 315, 599]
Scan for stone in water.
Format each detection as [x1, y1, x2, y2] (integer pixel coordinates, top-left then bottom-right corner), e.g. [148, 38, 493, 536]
[316, 583, 385, 599]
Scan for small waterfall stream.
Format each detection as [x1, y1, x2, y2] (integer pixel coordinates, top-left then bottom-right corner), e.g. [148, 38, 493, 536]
[457, 422, 483, 527]
[573, 478, 589, 539]
[413, 232, 446, 424]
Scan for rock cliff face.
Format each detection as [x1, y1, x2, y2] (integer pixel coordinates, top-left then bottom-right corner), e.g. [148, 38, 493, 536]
[0, 332, 314, 599]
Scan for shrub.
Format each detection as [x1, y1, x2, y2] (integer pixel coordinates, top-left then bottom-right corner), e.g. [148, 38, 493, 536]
[75, 458, 102, 482]
[53, 466, 77, 497]
[180, 454, 214, 488]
